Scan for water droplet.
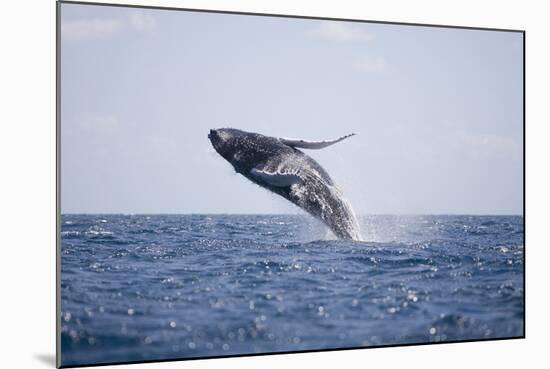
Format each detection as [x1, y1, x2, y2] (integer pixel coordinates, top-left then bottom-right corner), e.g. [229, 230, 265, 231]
[127, 308, 134, 316]
[429, 327, 437, 335]
[317, 306, 325, 316]
[169, 321, 176, 328]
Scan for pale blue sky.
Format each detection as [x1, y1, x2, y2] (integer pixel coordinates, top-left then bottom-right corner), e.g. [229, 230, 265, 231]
[60, 3, 523, 215]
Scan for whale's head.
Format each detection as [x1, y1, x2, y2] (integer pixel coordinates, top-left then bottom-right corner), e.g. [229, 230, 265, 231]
[208, 128, 247, 160]
[209, 128, 279, 174]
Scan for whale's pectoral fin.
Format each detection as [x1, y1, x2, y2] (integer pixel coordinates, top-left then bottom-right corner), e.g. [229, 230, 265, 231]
[280, 133, 356, 150]
[250, 168, 301, 187]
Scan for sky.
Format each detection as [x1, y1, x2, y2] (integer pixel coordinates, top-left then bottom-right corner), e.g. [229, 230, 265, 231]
[60, 3, 523, 215]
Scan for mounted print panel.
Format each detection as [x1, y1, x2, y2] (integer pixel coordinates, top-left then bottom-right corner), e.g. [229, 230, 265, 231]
[57, 1, 524, 367]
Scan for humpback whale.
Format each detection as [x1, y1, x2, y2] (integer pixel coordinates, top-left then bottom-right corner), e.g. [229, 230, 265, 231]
[208, 128, 361, 240]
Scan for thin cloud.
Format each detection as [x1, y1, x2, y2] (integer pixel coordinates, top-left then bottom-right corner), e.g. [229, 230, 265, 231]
[310, 21, 374, 42]
[453, 130, 519, 151]
[61, 18, 122, 41]
[352, 56, 387, 73]
[62, 12, 156, 41]
[62, 114, 121, 137]
[128, 12, 156, 31]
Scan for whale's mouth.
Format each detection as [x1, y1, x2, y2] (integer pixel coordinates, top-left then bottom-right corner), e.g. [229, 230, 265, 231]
[208, 129, 216, 140]
[208, 129, 220, 150]
[209, 129, 231, 158]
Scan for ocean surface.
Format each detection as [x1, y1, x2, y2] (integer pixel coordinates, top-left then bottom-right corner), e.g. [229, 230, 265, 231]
[60, 214, 524, 366]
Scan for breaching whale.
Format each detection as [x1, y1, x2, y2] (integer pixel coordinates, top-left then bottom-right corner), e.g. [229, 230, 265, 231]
[208, 128, 361, 240]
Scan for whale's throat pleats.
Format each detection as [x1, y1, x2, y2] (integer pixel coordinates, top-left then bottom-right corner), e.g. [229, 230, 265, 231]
[250, 168, 301, 187]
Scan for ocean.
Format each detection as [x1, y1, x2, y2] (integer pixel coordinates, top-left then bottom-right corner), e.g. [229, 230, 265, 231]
[60, 214, 524, 366]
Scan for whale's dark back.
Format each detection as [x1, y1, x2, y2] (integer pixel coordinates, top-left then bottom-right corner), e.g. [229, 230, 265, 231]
[209, 128, 361, 240]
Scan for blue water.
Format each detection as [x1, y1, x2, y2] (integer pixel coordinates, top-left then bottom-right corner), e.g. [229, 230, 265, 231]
[60, 214, 524, 366]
